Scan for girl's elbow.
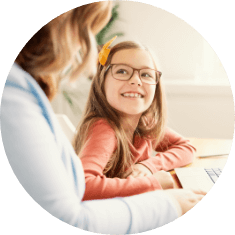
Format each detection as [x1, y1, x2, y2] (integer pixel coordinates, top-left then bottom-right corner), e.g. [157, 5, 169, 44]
[187, 149, 195, 164]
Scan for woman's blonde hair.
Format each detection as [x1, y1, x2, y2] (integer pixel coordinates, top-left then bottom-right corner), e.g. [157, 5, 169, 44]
[15, 2, 112, 100]
[73, 41, 167, 178]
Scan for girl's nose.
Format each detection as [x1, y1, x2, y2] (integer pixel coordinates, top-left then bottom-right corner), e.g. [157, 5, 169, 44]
[128, 71, 142, 86]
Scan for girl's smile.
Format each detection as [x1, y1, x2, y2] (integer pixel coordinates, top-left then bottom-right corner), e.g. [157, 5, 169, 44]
[121, 91, 144, 98]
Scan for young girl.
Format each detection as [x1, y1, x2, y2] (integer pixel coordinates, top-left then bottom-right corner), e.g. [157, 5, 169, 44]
[73, 39, 196, 201]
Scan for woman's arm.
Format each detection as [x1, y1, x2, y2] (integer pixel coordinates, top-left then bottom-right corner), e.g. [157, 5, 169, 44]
[1, 75, 206, 234]
[139, 128, 196, 173]
[2, 64, 205, 235]
[2, 74, 173, 234]
[80, 120, 162, 200]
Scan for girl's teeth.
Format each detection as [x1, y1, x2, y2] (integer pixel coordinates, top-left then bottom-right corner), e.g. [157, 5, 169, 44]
[123, 93, 142, 98]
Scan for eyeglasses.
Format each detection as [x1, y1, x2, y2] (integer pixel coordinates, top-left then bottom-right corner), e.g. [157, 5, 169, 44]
[106, 64, 162, 85]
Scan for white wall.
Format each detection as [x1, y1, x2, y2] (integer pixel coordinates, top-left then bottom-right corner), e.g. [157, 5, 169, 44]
[52, 1, 234, 139]
[165, 83, 234, 139]
[110, 2, 229, 85]
[107, 1, 235, 139]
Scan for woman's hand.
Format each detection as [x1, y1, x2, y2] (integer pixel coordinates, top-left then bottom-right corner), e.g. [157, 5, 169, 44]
[129, 164, 152, 178]
[164, 189, 207, 216]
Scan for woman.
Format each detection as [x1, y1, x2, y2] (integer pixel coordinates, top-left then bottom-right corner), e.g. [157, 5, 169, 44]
[1, 2, 205, 234]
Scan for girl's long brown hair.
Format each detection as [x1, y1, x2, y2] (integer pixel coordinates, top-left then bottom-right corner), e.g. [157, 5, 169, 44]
[73, 41, 167, 178]
[15, 2, 112, 100]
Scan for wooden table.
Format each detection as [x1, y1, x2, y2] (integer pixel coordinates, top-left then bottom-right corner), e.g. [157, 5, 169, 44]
[170, 138, 232, 189]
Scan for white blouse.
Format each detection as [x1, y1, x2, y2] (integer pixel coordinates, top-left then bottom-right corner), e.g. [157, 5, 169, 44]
[1, 63, 178, 234]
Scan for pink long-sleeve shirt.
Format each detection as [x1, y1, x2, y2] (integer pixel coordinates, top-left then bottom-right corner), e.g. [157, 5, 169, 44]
[80, 119, 195, 201]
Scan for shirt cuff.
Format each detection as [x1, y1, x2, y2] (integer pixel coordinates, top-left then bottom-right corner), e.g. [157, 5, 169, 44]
[146, 175, 163, 190]
[138, 160, 159, 174]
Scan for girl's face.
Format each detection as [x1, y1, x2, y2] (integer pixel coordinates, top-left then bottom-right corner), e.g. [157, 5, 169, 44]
[104, 48, 156, 119]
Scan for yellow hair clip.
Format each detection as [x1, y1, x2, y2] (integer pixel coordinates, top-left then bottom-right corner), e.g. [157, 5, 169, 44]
[98, 36, 117, 66]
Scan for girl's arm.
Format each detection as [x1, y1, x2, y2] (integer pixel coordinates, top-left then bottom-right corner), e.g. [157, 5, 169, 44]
[139, 128, 196, 174]
[80, 120, 162, 200]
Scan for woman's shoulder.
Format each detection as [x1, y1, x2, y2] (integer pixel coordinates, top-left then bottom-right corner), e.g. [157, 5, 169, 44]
[5, 63, 47, 98]
[7, 63, 33, 88]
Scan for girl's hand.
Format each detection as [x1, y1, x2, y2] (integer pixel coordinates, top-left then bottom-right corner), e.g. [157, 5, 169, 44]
[152, 170, 175, 189]
[129, 164, 152, 178]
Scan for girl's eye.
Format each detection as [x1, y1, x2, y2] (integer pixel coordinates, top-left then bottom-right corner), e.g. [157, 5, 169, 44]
[117, 69, 127, 74]
[141, 73, 152, 78]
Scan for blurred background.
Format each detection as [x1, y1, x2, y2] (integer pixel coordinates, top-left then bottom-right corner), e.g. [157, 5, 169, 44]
[51, 1, 234, 139]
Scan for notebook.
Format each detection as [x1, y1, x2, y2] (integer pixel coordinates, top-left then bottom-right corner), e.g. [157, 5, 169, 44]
[175, 167, 223, 192]
[174, 138, 231, 192]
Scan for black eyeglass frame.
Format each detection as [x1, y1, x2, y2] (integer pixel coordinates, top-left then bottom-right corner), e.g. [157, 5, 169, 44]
[105, 64, 162, 85]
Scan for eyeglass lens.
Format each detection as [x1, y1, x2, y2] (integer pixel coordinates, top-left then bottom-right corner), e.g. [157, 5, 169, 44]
[111, 64, 159, 84]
